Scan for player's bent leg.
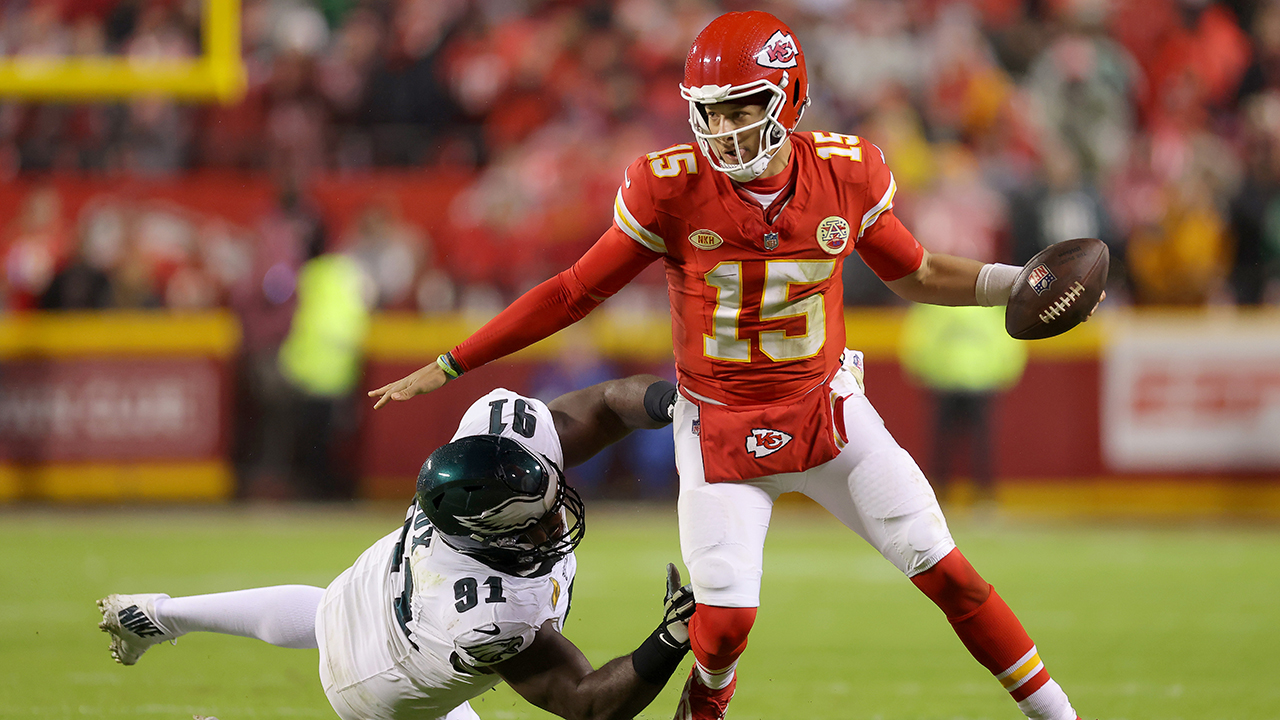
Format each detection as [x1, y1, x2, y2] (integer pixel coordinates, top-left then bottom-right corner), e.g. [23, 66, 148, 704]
[97, 585, 324, 665]
[674, 480, 770, 720]
[805, 398, 1081, 720]
[154, 585, 325, 648]
[672, 393, 775, 720]
[807, 443, 957, 577]
[912, 550, 1079, 720]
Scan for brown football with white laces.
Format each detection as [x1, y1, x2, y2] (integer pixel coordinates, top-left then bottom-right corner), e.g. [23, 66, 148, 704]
[1005, 238, 1109, 340]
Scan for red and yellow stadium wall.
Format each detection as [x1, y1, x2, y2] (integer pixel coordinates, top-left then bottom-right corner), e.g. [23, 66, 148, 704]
[2, 308, 1278, 516]
[360, 308, 1280, 517]
[0, 312, 239, 501]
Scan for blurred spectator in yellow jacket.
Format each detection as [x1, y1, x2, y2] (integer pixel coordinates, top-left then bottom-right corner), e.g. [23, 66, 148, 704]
[277, 245, 371, 499]
[899, 304, 1027, 507]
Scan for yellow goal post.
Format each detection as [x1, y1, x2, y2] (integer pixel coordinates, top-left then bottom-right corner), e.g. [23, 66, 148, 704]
[0, 0, 245, 103]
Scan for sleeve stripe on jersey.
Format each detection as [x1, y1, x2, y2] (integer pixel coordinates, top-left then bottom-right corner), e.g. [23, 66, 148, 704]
[613, 190, 666, 254]
[859, 173, 897, 238]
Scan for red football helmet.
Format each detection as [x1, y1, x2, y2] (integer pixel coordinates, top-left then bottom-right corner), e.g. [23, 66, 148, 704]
[680, 11, 811, 181]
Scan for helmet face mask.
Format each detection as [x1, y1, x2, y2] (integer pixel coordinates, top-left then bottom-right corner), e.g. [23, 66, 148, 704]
[680, 12, 811, 182]
[416, 435, 585, 575]
[686, 84, 789, 182]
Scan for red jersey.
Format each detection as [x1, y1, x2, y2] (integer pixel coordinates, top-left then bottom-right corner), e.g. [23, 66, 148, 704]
[450, 132, 923, 409]
[612, 132, 923, 405]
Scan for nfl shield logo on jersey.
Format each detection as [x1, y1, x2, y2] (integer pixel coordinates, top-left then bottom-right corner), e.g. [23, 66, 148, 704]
[1027, 264, 1056, 295]
[745, 428, 793, 458]
[763, 232, 780, 250]
[816, 216, 850, 254]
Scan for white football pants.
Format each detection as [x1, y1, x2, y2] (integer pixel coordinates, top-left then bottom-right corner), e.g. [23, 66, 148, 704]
[674, 351, 956, 607]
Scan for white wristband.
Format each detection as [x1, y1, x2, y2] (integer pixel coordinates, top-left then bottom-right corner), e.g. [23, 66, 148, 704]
[975, 263, 1021, 306]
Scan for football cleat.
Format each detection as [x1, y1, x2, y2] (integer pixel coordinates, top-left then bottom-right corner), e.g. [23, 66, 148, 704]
[673, 668, 736, 720]
[97, 593, 177, 665]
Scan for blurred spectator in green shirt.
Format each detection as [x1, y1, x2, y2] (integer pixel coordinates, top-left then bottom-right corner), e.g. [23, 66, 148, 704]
[277, 242, 371, 499]
[899, 304, 1027, 507]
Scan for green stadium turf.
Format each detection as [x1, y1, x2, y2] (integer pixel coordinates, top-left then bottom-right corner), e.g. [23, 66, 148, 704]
[1, 503, 1277, 720]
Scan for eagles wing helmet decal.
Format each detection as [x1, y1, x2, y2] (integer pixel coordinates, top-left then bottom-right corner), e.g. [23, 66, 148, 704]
[456, 482, 555, 535]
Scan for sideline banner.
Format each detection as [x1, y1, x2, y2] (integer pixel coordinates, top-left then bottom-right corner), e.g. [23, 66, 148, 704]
[0, 312, 239, 501]
[1102, 312, 1280, 471]
[0, 358, 222, 462]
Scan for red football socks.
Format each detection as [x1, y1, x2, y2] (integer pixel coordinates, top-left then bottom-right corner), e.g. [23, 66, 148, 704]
[912, 549, 1049, 701]
[947, 587, 1051, 700]
[689, 604, 757, 678]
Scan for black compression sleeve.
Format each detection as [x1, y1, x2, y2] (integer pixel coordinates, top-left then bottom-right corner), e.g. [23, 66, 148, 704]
[643, 380, 677, 425]
[630, 629, 687, 685]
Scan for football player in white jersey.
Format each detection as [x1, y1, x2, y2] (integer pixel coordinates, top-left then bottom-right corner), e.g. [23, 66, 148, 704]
[97, 374, 693, 720]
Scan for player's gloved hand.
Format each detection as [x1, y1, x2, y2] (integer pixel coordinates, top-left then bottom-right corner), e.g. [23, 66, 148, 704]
[631, 563, 695, 684]
[656, 562, 695, 651]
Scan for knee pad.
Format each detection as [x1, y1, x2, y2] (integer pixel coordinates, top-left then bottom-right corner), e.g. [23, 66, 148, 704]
[882, 509, 954, 575]
[849, 448, 956, 576]
[690, 604, 757, 668]
[679, 483, 770, 605]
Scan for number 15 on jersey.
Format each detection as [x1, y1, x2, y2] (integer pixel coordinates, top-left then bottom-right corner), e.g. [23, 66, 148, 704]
[704, 259, 835, 363]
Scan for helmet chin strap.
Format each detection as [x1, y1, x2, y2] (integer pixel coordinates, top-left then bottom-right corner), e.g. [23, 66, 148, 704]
[701, 111, 787, 182]
[723, 149, 775, 182]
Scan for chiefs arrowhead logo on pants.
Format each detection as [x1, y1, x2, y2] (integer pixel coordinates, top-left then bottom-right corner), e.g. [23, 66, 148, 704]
[745, 428, 793, 458]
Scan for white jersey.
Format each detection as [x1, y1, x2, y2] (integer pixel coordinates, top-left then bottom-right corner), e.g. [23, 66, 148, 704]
[317, 389, 575, 720]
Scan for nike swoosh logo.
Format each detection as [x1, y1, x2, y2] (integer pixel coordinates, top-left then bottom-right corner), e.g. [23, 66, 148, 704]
[474, 623, 501, 636]
[624, 169, 631, 189]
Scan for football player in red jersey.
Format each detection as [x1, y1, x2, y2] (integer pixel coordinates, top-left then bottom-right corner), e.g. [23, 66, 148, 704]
[371, 11, 1091, 720]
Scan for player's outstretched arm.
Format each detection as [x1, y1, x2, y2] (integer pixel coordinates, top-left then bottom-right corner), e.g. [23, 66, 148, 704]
[885, 248, 1106, 319]
[884, 248, 987, 306]
[368, 227, 657, 410]
[548, 374, 675, 469]
[493, 564, 694, 720]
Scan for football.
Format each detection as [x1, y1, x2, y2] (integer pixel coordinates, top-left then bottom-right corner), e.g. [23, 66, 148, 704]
[1005, 238, 1109, 340]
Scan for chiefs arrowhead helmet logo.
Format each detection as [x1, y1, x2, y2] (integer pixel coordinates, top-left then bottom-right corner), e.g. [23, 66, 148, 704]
[745, 428, 793, 458]
[754, 31, 799, 70]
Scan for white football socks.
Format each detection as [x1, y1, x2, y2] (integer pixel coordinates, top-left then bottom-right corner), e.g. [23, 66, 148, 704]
[695, 659, 737, 690]
[1016, 679, 1077, 720]
[154, 585, 325, 649]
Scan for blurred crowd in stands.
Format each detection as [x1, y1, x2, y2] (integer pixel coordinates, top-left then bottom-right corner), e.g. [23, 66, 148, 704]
[6, 0, 1278, 501]
[3, 0, 1280, 315]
